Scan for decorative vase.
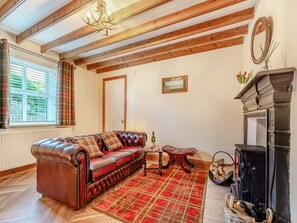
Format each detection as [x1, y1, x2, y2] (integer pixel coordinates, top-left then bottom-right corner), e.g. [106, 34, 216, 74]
[239, 84, 246, 91]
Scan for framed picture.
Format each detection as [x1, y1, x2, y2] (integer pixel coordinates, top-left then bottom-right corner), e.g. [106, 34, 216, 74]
[162, 75, 188, 94]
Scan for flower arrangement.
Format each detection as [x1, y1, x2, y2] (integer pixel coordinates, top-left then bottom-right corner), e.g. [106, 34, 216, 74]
[236, 71, 253, 84]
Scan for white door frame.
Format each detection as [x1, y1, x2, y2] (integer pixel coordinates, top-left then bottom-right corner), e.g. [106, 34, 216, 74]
[102, 75, 127, 132]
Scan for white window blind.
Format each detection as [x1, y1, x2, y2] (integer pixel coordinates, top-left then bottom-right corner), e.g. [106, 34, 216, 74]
[9, 57, 58, 126]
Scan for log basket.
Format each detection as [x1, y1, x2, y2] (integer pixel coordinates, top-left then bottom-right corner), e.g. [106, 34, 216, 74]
[208, 151, 235, 186]
[224, 194, 273, 223]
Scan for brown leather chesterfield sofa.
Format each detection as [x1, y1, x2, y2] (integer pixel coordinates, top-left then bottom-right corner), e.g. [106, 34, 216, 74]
[31, 131, 147, 209]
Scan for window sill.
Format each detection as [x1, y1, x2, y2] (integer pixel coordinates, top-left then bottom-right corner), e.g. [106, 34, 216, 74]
[9, 123, 58, 128]
[0, 126, 72, 135]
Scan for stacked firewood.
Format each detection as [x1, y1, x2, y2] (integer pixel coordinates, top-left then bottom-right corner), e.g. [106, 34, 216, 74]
[210, 158, 233, 182]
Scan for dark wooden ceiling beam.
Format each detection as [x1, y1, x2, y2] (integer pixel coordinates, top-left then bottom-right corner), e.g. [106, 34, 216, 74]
[16, 0, 97, 43]
[62, 0, 246, 59]
[96, 37, 244, 74]
[88, 25, 248, 70]
[0, 0, 26, 22]
[76, 7, 254, 66]
[41, 0, 172, 53]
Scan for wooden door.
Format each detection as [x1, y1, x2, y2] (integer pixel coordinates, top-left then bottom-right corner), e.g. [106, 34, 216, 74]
[103, 75, 127, 132]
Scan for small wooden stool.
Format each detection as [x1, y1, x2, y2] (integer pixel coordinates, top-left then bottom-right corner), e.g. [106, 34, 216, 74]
[162, 145, 197, 174]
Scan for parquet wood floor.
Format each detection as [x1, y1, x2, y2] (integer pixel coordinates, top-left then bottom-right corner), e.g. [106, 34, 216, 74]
[0, 167, 130, 223]
[0, 161, 216, 223]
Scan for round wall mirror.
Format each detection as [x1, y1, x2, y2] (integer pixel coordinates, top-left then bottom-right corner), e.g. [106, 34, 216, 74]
[251, 17, 272, 64]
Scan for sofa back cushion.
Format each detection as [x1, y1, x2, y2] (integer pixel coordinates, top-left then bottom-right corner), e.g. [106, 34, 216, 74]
[101, 131, 123, 151]
[116, 131, 146, 147]
[73, 136, 103, 158]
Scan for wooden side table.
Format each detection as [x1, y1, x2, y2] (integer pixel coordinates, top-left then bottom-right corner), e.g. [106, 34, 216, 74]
[143, 148, 163, 176]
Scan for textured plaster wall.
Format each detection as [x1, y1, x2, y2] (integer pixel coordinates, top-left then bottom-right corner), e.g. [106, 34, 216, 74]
[100, 45, 244, 161]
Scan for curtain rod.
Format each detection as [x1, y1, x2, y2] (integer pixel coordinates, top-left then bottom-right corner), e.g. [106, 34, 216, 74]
[8, 44, 59, 64]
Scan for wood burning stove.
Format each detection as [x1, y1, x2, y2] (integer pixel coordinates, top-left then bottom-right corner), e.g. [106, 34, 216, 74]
[235, 144, 266, 208]
[235, 67, 295, 223]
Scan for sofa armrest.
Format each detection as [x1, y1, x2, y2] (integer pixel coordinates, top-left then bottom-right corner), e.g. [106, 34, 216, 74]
[116, 131, 147, 147]
[31, 138, 90, 209]
[31, 138, 90, 167]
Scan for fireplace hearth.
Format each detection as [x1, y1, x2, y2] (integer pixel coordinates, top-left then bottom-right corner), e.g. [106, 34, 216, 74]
[235, 67, 295, 223]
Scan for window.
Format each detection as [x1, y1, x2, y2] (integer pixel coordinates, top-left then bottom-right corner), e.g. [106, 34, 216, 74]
[9, 57, 58, 126]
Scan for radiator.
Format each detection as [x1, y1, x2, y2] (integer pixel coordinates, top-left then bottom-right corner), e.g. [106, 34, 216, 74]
[0, 127, 72, 171]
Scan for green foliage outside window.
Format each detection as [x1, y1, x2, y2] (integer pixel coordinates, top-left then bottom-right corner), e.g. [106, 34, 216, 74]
[27, 96, 47, 120]
[10, 72, 22, 89]
[10, 72, 47, 120]
[10, 93, 23, 122]
[9, 57, 57, 124]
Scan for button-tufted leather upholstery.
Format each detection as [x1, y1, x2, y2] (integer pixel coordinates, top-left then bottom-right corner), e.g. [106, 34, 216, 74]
[31, 131, 147, 210]
[116, 131, 146, 147]
[32, 138, 90, 167]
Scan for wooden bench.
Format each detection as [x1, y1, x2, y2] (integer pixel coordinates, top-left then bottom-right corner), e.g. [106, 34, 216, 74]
[162, 145, 197, 174]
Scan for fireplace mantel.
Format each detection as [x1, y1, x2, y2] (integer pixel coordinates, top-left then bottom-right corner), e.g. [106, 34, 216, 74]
[235, 67, 296, 100]
[235, 67, 296, 223]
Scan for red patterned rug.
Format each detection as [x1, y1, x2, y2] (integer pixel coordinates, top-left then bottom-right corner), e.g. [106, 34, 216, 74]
[93, 167, 208, 223]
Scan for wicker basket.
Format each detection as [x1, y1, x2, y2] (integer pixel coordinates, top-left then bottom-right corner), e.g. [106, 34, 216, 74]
[224, 194, 273, 223]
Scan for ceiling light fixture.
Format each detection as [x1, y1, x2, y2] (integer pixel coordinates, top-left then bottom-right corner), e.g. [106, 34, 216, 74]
[82, 0, 116, 36]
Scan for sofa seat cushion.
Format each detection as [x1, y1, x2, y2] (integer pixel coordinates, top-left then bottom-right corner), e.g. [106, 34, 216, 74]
[116, 147, 144, 159]
[89, 157, 117, 181]
[103, 151, 133, 167]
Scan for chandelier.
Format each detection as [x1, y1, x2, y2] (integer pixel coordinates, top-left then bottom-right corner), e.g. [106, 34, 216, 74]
[82, 0, 116, 36]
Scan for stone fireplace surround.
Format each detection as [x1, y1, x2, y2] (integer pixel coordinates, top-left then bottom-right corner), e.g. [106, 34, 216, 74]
[235, 67, 295, 223]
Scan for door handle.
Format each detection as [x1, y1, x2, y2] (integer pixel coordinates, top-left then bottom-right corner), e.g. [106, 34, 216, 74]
[121, 119, 124, 124]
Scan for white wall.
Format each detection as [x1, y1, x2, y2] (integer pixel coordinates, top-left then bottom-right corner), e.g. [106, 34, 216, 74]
[0, 28, 102, 137]
[101, 45, 244, 161]
[0, 28, 102, 169]
[242, 0, 297, 221]
[72, 67, 102, 136]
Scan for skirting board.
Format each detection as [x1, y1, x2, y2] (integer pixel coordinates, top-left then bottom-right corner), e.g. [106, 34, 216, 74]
[0, 163, 36, 178]
[146, 153, 211, 171]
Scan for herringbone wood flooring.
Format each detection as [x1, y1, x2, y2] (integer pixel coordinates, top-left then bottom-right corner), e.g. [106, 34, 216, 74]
[0, 158, 210, 223]
[0, 167, 133, 223]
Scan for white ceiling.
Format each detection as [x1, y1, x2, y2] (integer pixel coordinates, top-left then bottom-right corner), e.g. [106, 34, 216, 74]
[0, 0, 257, 69]
[76, 0, 255, 59]
[1, 0, 72, 35]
